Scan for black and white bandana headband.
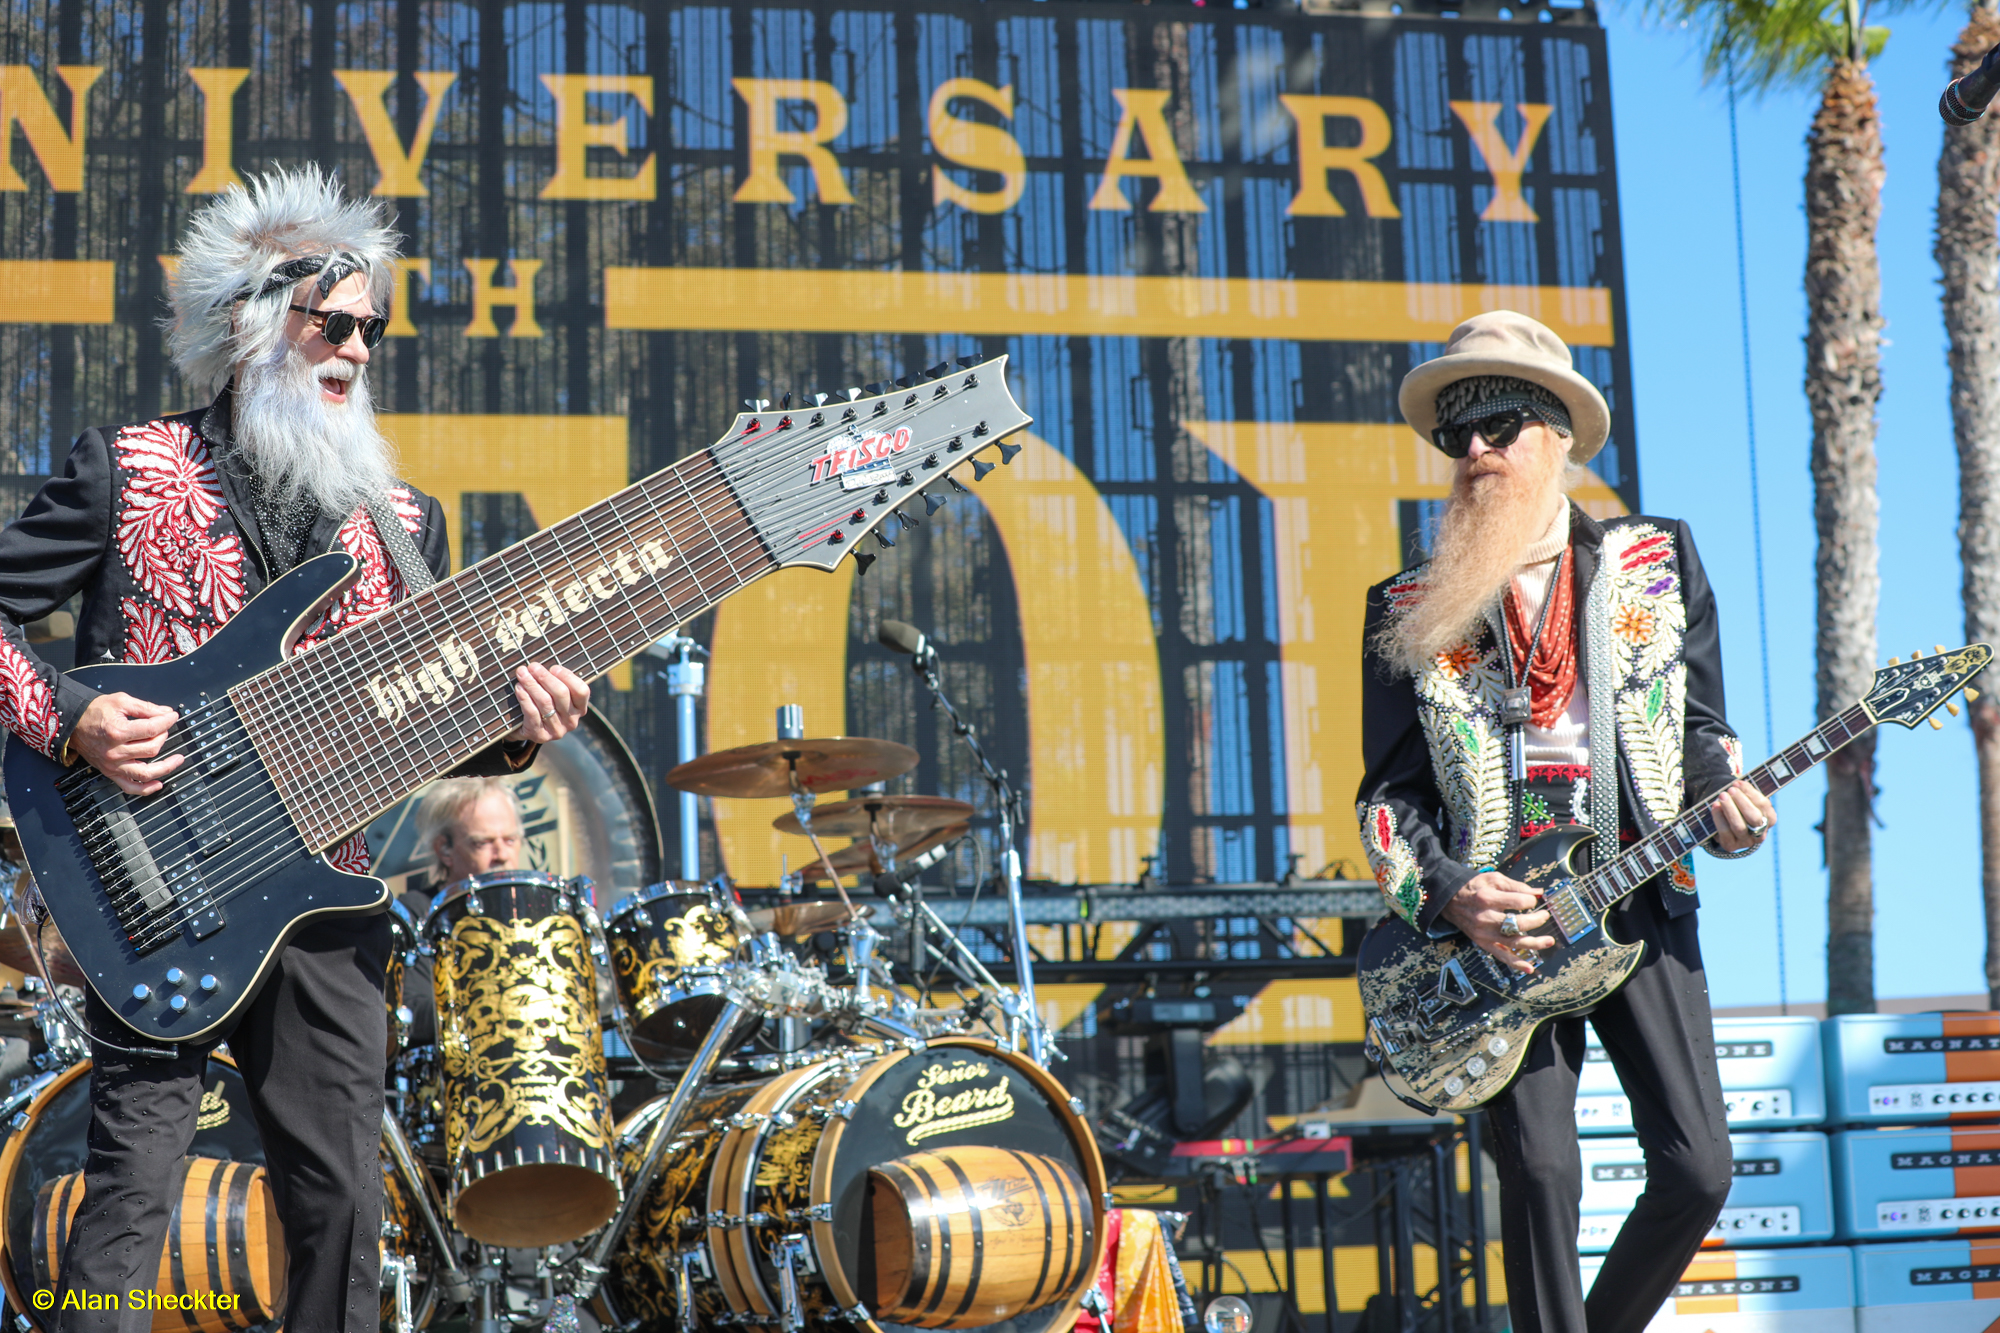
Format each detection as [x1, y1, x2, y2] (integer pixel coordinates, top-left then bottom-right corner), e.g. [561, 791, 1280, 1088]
[230, 250, 362, 306]
[1434, 374, 1573, 438]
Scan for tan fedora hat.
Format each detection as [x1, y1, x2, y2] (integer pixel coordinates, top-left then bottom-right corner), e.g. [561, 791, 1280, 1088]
[1398, 310, 1611, 464]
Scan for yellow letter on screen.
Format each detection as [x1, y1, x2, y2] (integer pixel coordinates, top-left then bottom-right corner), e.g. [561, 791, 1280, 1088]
[928, 78, 1025, 214]
[1449, 101, 1553, 223]
[335, 70, 457, 197]
[1280, 95, 1400, 219]
[1087, 89, 1205, 213]
[539, 74, 656, 201]
[731, 79, 854, 205]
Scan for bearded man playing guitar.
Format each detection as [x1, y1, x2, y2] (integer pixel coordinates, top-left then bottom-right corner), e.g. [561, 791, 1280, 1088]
[0, 169, 588, 1332]
[1356, 312, 1778, 1333]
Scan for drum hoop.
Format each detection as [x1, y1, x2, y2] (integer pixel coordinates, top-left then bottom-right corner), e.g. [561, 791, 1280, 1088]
[607, 880, 722, 924]
[807, 1037, 1110, 1331]
[429, 869, 575, 916]
[712, 1059, 846, 1318]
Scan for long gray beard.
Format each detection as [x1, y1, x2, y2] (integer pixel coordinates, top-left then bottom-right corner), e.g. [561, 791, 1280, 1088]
[232, 344, 396, 518]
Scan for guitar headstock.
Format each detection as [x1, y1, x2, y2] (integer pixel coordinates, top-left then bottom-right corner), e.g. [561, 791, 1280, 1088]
[708, 354, 1032, 575]
[1861, 642, 1993, 728]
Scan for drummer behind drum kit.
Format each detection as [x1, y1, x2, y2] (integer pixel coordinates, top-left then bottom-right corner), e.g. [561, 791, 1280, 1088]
[0, 725, 1107, 1333]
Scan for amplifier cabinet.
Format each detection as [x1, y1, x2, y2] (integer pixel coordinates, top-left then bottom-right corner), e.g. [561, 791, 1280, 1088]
[1577, 1016, 1825, 1134]
[1832, 1125, 2000, 1240]
[1855, 1239, 2000, 1332]
[1823, 1012, 2000, 1125]
[1577, 1132, 1834, 1254]
[1581, 1246, 1855, 1332]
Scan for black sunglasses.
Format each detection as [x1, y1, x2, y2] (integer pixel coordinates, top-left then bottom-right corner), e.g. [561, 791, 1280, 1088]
[289, 304, 388, 350]
[1431, 407, 1541, 459]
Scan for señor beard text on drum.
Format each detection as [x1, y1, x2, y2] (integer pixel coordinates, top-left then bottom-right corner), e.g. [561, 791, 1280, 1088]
[891, 1061, 1018, 1146]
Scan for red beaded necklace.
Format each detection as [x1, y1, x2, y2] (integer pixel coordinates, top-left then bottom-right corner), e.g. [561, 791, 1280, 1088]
[1503, 540, 1578, 729]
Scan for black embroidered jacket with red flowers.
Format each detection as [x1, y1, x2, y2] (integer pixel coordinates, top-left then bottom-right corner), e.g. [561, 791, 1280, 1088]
[0, 393, 527, 868]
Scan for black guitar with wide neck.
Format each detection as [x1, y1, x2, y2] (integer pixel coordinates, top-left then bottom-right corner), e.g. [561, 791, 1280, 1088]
[5, 358, 1029, 1043]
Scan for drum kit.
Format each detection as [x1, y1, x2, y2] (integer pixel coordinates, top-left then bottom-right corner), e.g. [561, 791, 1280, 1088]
[0, 728, 1101, 1333]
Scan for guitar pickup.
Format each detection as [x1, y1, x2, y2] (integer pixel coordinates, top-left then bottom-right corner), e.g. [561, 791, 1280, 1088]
[186, 696, 241, 775]
[171, 862, 224, 943]
[175, 774, 232, 855]
[85, 782, 171, 917]
[1546, 886, 1597, 944]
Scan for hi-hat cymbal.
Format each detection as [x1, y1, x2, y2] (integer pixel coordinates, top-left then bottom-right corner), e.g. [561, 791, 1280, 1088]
[773, 795, 973, 845]
[746, 900, 871, 937]
[803, 821, 972, 882]
[665, 737, 919, 799]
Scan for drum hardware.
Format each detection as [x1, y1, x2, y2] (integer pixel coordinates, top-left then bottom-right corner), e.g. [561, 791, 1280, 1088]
[771, 794, 975, 847]
[674, 1247, 703, 1333]
[573, 996, 759, 1304]
[773, 1232, 811, 1333]
[382, 1106, 474, 1304]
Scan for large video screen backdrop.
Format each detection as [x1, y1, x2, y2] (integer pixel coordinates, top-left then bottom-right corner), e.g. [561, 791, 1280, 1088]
[0, 0, 1636, 900]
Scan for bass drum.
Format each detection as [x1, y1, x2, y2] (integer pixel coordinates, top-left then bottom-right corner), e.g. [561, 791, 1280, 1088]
[602, 1038, 1106, 1333]
[0, 1056, 434, 1332]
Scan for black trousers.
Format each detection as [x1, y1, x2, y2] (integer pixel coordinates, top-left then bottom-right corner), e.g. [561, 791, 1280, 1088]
[54, 913, 391, 1333]
[1484, 886, 1733, 1333]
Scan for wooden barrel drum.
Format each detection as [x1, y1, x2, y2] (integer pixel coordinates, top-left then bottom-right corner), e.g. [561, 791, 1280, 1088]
[35, 1158, 284, 1333]
[867, 1146, 1090, 1328]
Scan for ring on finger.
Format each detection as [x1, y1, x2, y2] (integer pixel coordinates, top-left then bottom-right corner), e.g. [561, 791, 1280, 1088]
[1499, 913, 1521, 938]
[541, 707, 558, 719]
[1747, 819, 1769, 838]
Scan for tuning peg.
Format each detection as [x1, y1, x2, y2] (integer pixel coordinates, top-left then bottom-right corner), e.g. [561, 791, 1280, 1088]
[923, 491, 947, 515]
[743, 399, 755, 410]
[854, 551, 876, 577]
[1913, 649, 1925, 659]
[1889, 657, 1900, 666]
[896, 376, 914, 389]
[1932, 716, 1946, 730]
[1938, 644, 1948, 655]
[971, 459, 996, 481]
[947, 474, 970, 493]
[1970, 687, 1982, 702]
[1948, 702, 1962, 717]
[998, 441, 1022, 464]
[847, 388, 863, 401]
[895, 508, 919, 530]
[927, 362, 951, 380]
[815, 393, 829, 407]
[875, 529, 896, 549]
[781, 392, 792, 409]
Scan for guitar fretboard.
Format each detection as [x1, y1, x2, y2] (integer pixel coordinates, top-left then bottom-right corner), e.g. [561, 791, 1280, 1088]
[1574, 703, 1873, 913]
[229, 448, 771, 851]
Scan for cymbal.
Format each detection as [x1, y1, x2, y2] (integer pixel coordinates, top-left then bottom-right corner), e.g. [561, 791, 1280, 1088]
[665, 737, 918, 799]
[746, 900, 872, 937]
[773, 795, 973, 845]
[803, 821, 971, 882]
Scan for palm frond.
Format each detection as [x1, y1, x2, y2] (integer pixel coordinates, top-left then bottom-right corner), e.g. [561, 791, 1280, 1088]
[1635, 0, 1940, 91]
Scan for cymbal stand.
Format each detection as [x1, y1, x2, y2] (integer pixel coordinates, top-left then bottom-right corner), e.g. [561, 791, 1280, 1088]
[903, 647, 1050, 1063]
[573, 997, 758, 1308]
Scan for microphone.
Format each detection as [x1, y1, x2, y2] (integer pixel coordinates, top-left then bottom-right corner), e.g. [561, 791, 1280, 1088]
[871, 836, 961, 901]
[878, 619, 938, 669]
[1943, 42, 2000, 125]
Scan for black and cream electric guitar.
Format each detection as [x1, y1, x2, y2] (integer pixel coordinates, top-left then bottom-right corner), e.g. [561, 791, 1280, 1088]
[3, 357, 1030, 1042]
[1359, 644, 1992, 1114]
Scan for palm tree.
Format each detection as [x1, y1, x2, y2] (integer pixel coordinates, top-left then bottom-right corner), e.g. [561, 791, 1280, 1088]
[1937, 2, 2000, 1007]
[1650, 0, 1907, 1014]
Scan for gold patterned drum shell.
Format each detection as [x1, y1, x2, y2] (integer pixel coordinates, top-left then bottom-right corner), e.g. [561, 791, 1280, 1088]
[605, 883, 745, 1057]
[428, 870, 619, 1248]
[606, 1039, 1107, 1333]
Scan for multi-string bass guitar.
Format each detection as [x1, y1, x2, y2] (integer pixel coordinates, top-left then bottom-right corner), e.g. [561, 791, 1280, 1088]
[3, 358, 1030, 1043]
[1358, 644, 1992, 1114]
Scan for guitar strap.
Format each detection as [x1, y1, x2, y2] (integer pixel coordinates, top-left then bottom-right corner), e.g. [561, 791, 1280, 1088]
[366, 496, 437, 594]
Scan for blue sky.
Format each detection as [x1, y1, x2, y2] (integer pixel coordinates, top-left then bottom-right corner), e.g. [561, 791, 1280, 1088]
[1605, 2, 1987, 1007]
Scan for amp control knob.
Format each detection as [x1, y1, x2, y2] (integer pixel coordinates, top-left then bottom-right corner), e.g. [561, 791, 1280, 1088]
[198, 975, 218, 992]
[131, 984, 150, 1001]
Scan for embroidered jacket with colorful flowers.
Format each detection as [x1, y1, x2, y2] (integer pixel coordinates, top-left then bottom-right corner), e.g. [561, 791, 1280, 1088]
[0, 393, 526, 869]
[1355, 504, 1742, 932]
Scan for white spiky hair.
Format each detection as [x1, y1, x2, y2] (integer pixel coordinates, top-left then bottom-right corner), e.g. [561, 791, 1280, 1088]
[167, 165, 401, 398]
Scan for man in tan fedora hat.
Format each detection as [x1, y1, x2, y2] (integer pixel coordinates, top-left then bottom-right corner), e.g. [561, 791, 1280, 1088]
[1356, 311, 1778, 1333]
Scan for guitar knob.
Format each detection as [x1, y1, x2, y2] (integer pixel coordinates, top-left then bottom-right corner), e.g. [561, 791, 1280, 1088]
[164, 968, 184, 986]
[131, 984, 150, 1001]
[168, 996, 188, 1013]
[198, 975, 218, 992]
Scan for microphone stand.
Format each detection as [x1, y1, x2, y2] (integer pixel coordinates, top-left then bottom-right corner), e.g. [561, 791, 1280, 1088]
[904, 645, 1052, 1065]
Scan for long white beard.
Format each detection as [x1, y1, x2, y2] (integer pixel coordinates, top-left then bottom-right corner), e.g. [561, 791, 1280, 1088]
[232, 344, 396, 517]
